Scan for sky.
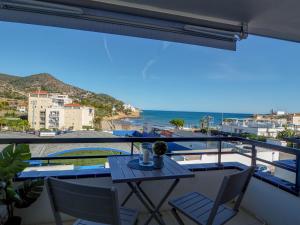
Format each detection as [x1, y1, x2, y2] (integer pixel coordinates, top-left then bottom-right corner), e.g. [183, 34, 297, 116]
[1, 21, 300, 114]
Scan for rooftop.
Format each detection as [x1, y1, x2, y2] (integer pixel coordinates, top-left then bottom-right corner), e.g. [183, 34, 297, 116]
[64, 103, 81, 107]
[30, 90, 48, 94]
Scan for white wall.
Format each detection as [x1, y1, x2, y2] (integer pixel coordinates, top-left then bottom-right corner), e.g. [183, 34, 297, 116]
[178, 151, 279, 170]
[16, 170, 300, 225]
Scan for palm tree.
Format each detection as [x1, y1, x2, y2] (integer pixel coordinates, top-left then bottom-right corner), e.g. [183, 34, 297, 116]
[169, 119, 185, 129]
[200, 116, 213, 129]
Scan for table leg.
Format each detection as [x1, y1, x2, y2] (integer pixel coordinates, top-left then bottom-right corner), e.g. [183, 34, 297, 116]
[127, 182, 163, 225]
[121, 189, 133, 206]
[137, 182, 156, 209]
[122, 181, 141, 206]
[137, 182, 163, 218]
[144, 179, 180, 225]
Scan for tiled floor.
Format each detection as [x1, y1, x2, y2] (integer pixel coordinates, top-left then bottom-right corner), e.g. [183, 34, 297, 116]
[138, 209, 264, 225]
[42, 208, 264, 225]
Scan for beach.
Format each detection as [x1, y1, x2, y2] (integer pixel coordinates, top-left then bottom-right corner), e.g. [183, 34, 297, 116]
[101, 110, 252, 131]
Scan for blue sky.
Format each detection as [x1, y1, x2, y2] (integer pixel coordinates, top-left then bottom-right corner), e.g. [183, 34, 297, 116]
[1, 21, 300, 114]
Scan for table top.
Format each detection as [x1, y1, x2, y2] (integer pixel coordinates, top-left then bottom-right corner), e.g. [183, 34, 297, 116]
[108, 155, 195, 183]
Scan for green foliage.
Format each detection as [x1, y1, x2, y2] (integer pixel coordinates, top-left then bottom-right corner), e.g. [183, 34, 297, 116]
[200, 116, 213, 129]
[0, 101, 9, 110]
[199, 128, 208, 134]
[0, 91, 26, 100]
[0, 118, 29, 131]
[0, 144, 31, 181]
[80, 95, 124, 118]
[277, 127, 296, 140]
[0, 73, 125, 118]
[4, 112, 17, 118]
[223, 118, 234, 122]
[14, 179, 44, 209]
[82, 126, 92, 130]
[39, 128, 51, 132]
[0, 144, 44, 217]
[240, 133, 267, 142]
[153, 141, 168, 156]
[50, 150, 121, 166]
[169, 118, 185, 129]
[93, 117, 103, 130]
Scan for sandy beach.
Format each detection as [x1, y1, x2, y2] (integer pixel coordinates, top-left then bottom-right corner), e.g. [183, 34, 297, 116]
[101, 110, 142, 131]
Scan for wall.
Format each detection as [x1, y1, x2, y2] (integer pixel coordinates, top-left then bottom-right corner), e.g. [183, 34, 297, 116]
[64, 107, 82, 130]
[15, 169, 300, 225]
[45, 108, 65, 130]
[178, 151, 279, 170]
[243, 178, 300, 225]
[81, 107, 94, 127]
[28, 95, 52, 130]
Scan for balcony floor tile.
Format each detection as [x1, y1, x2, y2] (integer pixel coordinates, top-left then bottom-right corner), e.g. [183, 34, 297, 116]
[39, 208, 263, 225]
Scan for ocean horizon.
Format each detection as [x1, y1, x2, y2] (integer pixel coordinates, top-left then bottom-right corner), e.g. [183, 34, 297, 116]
[127, 110, 253, 128]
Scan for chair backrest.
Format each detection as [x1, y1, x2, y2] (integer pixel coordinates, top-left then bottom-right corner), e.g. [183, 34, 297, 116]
[206, 166, 255, 225]
[45, 177, 121, 225]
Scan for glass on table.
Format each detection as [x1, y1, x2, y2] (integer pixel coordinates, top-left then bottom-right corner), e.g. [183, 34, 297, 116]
[139, 142, 154, 166]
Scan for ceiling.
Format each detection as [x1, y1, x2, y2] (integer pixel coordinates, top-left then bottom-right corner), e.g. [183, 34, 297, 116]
[47, 0, 300, 43]
[1, 0, 300, 49]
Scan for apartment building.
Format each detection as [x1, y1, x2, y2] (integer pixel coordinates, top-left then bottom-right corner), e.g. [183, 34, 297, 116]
[288, 113, 300, 125]
[28, 91, 94, 130]
[220, 118, 285, 137]
[64, 103, 94, 130]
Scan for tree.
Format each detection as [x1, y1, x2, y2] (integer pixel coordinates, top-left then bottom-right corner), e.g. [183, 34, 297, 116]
[277, 127, 296, 140]
[200, 116, 213, 129]
[169, 119, 185, 129]
[93, 116, 103, 130]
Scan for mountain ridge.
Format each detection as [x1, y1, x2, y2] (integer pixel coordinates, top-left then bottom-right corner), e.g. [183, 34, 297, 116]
[0, 72, 125, 117]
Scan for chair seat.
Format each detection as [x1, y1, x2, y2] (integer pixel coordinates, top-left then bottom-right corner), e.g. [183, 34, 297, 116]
[169, 192, 237, 225]
[74, 207, 138, 225]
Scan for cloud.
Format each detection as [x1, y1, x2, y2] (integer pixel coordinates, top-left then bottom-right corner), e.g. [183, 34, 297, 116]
[162, 41, 171, 50]
[140, 41, 170, 80]
[142, 59, 156, 80]
[207, 62, 283, 81]
[103, 36, 113, 63]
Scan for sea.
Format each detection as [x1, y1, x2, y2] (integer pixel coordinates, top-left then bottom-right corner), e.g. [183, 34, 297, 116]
[126, 110, 253, 129]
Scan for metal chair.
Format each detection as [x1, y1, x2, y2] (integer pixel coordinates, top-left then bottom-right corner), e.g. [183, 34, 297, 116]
[169, 166, 255, 225]
[45, 177, 138, 225]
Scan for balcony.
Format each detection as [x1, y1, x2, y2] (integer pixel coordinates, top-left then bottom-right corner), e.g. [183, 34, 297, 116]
[0, 135, 299, 225]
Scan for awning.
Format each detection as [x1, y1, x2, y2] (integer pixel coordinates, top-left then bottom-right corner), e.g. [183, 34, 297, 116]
[1, 0, 299, 50]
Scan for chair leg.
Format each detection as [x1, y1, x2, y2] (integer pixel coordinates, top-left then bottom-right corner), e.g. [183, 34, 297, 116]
[171, 208, 185, 225]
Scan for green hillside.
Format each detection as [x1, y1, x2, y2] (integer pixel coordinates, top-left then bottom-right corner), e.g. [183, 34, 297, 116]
[0, 73, 124, 117]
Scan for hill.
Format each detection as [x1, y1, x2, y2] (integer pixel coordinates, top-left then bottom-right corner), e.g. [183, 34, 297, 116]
[0, 73, 125, 117]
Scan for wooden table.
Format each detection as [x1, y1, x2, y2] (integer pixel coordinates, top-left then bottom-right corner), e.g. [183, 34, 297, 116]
[108, 155, 195, 225]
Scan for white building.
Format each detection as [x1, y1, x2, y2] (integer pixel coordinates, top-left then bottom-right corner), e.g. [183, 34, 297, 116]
[123, 103, 136, 112]
[28, 91, 94, 131]
[220, 118, 285, 137]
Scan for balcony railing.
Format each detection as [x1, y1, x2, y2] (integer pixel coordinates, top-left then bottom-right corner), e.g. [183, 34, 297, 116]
[1, 136, 299, 195]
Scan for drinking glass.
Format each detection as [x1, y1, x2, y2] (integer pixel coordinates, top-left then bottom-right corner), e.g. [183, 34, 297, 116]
[139, 142, 154, 166]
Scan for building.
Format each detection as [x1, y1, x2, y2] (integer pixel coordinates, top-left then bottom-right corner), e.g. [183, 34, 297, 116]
[288, 113, 300, 125]
[123, 103, 137, 112]
[16, 103, 27, 113]
[220, 118, 285, 137]
[28, 91, 94, 130]
[64, 103, 94, 130]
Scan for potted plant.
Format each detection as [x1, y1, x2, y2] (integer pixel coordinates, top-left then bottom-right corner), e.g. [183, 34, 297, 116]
[0, 144, 44, 225]
[152, 141, 168, 169]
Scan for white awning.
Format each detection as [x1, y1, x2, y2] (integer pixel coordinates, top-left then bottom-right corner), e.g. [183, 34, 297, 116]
[1, 0, 299, 50]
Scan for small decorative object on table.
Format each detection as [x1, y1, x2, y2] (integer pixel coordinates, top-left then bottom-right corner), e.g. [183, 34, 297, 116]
[152, 141, 168, 169]
[139, 143, 154, 167]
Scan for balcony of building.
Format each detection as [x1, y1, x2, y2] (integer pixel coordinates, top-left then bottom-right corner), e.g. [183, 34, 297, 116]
[0, 136, 299, 225]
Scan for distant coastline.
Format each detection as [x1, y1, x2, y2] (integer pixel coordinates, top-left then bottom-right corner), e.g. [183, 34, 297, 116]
[120, 110, 253, 129]
[103, 110, 140, 121]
